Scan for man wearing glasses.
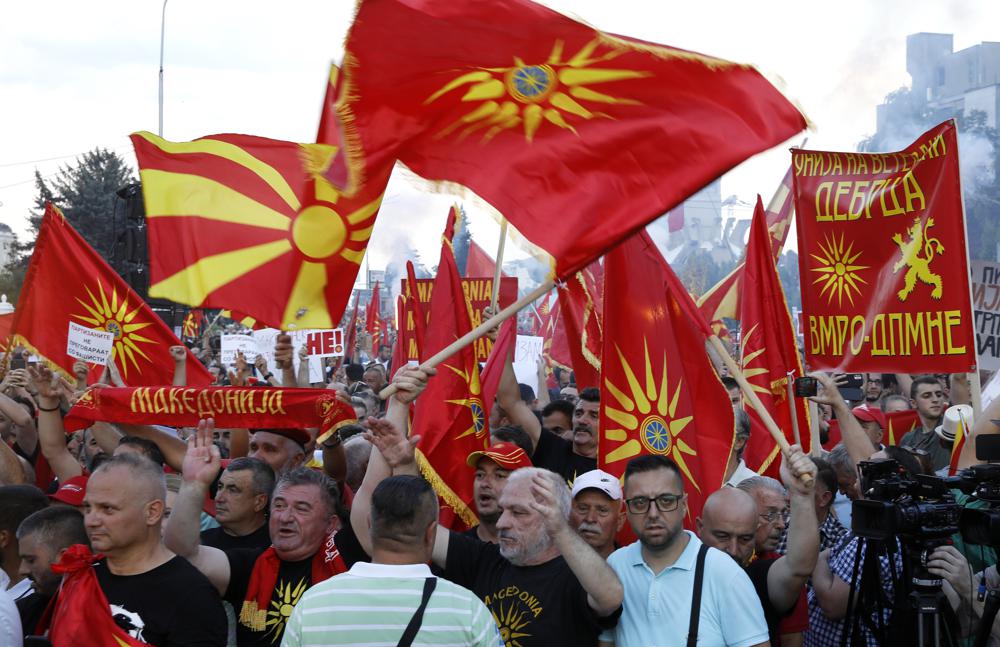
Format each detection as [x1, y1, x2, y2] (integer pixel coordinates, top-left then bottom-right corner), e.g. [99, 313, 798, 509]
[597, 455, 769, 647]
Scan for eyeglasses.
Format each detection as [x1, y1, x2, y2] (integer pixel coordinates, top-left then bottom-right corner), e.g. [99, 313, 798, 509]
[625, 494, 682, 514]
[759, 509, 784, 523]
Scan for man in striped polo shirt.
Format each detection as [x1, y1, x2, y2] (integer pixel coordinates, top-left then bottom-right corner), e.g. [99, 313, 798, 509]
[281, 474, 503, 647]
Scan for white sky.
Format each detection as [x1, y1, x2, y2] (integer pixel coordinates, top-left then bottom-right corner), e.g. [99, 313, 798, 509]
[1, 0, 996, 273]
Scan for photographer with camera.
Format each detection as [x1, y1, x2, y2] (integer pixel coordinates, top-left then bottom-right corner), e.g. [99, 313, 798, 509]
[805, 447, 925, 646]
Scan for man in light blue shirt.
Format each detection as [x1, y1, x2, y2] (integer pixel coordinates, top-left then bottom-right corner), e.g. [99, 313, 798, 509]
[599, 455, 769, 647]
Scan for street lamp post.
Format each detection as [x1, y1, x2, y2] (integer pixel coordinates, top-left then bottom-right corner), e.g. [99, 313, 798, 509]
[158, 0, 168, 137]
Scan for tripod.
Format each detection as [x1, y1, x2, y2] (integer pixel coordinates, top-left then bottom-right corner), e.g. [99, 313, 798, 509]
[841, 537, 960, 647]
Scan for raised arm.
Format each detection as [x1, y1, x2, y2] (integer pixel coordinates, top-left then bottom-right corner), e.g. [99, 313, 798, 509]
[0, 369, 37, 456]
[767, 446, 819, 613]
[163, 419, 232, 595]
[116, 423, 188, 471]
[274, 334, 297, 387]
[28, 365, 82, 482]
[296, 347, 311, 387]
[810, 372, 875, 465]
[89, 421, 124, 455]
[530, 472, 623, 616]
[169, 345, 188, 387]
[351, 367, 435, 558]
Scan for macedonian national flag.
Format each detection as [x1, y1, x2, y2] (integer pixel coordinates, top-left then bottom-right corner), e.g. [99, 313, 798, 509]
[740, 197, 811, 476]
[600, 230, 734, 524]
[130, 126, 390, 330]
[332, 0, 806, 276]
[12, 204, 210, 386]
[410, 206, 489, 530]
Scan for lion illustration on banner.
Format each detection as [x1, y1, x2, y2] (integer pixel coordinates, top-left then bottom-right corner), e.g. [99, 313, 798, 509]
[892, 216, 944, 301]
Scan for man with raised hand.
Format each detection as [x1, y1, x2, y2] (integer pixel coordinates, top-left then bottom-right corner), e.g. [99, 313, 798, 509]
[164, 420, 367, 647]
[353, 366, 623, 647]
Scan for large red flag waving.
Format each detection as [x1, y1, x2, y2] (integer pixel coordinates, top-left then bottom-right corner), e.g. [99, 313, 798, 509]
[12, 204, 210, 386]
[131, 64, 390, 330]
[410, 207, 489, 529]
[600, 231, 734, 525]
[739, 197, 811, 475]
[333, 0, 806, 276]
[365, 280, 383, 350]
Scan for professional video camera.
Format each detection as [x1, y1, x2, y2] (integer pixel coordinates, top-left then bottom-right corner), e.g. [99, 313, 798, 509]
[846, 436, 1000, 646]
[852, 459, 961, 545]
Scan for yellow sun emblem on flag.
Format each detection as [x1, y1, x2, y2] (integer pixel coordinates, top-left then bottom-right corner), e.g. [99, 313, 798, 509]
[72, 281, 156, 379]
[134, 131, 384, 329]
[603, 339, 701, 492]
[740, 323, 773, 398]
[426, 38, 649, 142]
[810, 233, 869, 307]
[445, 362, 487, 441]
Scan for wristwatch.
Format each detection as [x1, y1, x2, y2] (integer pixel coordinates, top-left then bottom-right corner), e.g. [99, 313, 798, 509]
[321, 430, 343, 448]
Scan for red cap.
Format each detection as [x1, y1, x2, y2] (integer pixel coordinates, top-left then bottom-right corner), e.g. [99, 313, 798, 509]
[852, 405, 886, 430]
[466, 442, 532, 470]
[49, 475, 89, 507]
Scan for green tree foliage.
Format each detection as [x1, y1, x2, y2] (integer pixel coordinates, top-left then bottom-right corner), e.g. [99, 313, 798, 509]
[2, 149, 134, 302]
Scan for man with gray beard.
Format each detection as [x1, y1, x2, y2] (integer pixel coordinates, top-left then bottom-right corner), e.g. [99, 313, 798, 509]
[352, 365, 623, 647]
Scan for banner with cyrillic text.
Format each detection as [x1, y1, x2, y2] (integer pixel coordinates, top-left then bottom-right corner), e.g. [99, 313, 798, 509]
[972, 260, 1000, 371]
[793, 120, 975, 372]
[399, 277, 518, 362]
[63, 386, 356, 434]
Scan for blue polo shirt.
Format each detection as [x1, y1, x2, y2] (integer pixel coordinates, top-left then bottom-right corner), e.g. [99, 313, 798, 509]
[600, 531, 768, 647]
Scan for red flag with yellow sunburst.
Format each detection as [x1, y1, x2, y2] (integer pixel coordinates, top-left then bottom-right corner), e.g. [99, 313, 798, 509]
[131, 66, 390, 330]
[600, 230, 734, 525]
[181, 309, 203, 340]
[365, 280, 383, 351]
[410, 206, 489, 530]
[333, 0, 806, 276]
[740, 197, 811, 476]
[11, 204, 210, 385]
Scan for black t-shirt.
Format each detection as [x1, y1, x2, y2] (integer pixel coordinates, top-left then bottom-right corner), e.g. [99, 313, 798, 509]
[444, 531, 620, 647]
[94, 555, 226, 647]
[16, 590, 51, 637]
[746, 557, 795, 645]
[201, 523, 271, 551]
[531, 429, 596, 485]
[223, 522, 367, 647]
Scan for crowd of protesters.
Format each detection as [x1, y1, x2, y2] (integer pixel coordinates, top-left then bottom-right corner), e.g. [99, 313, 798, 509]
[1, 320, 999, 647]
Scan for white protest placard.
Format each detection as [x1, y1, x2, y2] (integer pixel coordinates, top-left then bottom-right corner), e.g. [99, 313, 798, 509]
[220, 335, 259, 367]
[66, 322, 115, 364]
[512, 335, 544, 388]
[250, 328, 343, 384]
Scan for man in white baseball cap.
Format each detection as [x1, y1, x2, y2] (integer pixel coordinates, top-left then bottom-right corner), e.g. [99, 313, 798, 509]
[569, 469, 625, 559]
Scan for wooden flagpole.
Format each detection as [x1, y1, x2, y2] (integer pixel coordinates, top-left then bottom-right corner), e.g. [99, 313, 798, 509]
[379, 279, 554, 399]
[491, 220, 508, 311]
[707, 335, 811, 484]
